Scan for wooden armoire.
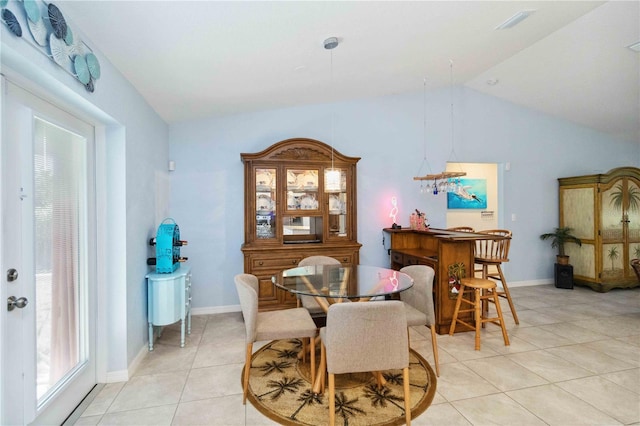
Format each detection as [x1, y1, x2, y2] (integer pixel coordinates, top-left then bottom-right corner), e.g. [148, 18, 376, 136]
[559, 166, 640, 292]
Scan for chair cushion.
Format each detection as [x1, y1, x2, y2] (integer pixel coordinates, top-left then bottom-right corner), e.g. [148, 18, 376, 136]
[403, 303, 427, 327]
[256, 308, 317, 342]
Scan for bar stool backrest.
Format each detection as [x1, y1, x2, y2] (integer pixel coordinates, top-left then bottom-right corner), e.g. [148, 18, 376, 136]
[475, 229, 512, 263]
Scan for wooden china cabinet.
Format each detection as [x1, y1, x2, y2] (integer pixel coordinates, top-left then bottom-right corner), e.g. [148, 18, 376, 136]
[241, 138, 361, 310]
[559, 167, 640, 292]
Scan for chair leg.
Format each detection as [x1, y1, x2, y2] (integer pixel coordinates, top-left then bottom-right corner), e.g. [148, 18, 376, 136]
[320, 343, 326, 394]
[302, 338, 307, 363]
[492, 289, 510, 346]
[309, 336, 316, 386]
[496, 265, 519, 325]
[403, 366, 412, 426]
[429, 325, 440, 377]
[473, 288, 482, 350]
[242, 342, 253, 404]
[449, 284, 465, 336]
[329, 373, 336, 426]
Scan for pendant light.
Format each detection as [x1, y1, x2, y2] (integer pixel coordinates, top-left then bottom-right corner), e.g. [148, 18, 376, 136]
[413, 59, 465, 194]
[324, 37, 342, 193]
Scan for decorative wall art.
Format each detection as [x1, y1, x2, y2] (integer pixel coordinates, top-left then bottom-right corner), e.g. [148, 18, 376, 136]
[1, 0, 100, 92]
[447, 178, 488, 209]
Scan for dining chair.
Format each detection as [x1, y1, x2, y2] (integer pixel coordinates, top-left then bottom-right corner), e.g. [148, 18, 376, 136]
[446, 226, 475, 232]
[399, 265, 439, 376]
[319, 301, 412, 426]
[473, 229, 519, 324]
[234, 273, 318, 404]
[297, 255, 341, 314]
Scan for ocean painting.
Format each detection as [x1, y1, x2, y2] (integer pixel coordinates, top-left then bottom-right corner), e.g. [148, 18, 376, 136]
[447, 178, 488, 209]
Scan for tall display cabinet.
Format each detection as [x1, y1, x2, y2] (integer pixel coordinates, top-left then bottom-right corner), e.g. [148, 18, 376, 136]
[559, 167, 640, 292]
[241, 138, 361, 310]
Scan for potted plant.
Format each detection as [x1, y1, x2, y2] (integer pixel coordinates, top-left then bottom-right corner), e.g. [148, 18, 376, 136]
[539, 227, 582, 265]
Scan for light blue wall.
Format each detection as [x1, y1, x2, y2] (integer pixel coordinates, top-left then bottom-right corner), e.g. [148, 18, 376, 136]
[1, 17, 169, 374]
[169, 88, 638, 309]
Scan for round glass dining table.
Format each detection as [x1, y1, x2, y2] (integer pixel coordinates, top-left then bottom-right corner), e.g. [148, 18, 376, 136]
[272, 264, 413, 305]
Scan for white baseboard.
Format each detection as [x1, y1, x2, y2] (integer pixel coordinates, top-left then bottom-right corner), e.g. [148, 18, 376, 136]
[508, 278, 554, 287]
[105, 369, 129, 383]
[191, 304, 241, 316]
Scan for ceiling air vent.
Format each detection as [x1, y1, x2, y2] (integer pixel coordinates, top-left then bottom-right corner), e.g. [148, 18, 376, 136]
[495, 10, 535, 30]
[627, 41, 640, 53]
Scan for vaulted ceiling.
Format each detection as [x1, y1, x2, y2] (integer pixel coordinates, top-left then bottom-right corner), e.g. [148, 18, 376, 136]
[59, 1, 639, 142]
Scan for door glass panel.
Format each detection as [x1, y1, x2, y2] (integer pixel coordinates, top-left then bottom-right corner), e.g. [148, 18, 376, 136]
[34, 117, 88, 404]
[328, 169, 347, 237]
[256, 168, 276, 239]
[286, 168, 318, 211]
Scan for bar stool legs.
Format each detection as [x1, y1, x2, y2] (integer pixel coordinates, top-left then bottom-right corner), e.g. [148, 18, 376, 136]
[449, 278, 510, 350]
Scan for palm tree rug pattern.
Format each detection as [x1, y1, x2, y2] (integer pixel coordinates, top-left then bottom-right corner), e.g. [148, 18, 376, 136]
[245, 339, 437, 425]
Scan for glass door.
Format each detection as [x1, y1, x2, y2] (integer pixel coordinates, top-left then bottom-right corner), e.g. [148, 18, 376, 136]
[326, 168, 348, 239]
[1, 79, 96, 425]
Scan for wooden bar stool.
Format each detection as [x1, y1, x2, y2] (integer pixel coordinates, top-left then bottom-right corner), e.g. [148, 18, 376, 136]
[474, 229, 519, 325]
[449, 278, 510, 350]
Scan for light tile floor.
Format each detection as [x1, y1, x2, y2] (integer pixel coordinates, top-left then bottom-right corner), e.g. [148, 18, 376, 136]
[73, 284, 640, 425]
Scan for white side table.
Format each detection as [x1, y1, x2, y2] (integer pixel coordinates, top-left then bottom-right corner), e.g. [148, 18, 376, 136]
[146, 265, 192, 351]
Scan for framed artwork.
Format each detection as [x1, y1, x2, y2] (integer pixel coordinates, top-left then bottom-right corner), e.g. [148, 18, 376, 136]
[447, 178, 487, 209]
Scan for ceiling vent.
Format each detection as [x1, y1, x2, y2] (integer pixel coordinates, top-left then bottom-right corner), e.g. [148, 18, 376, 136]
[627, 41, 640, 53]
[495, 10, 535, 30]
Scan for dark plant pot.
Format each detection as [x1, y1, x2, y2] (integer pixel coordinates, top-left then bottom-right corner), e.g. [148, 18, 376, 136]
[556, 255, 570, 265]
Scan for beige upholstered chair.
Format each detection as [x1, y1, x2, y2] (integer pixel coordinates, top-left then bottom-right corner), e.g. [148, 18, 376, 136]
[297, 255, 341, 314]
[399, 265, 439, 376]
[320, 301, 412, 426]
[234, 273, 318, 404]
[474, 229, 519, 324]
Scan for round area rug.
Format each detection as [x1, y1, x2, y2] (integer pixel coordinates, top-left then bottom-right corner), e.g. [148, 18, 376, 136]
[245, 339, 437, 426]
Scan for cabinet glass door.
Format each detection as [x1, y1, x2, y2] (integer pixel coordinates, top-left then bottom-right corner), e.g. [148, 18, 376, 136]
[255, 168, 276, 239]
[327, 168, 348, 238]
[285, 169, 319, 212]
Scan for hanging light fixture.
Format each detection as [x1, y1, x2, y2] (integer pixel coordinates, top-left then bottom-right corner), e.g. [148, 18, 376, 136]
[413, 59, 465, 194]
[324, 36, 342, 193]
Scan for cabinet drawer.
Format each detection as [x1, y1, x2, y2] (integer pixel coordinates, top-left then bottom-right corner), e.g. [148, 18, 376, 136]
[251, 256, 301, 269]
[391, 251, 404, 265]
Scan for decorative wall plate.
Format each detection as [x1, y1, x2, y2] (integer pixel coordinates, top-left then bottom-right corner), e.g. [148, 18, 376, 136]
[68, 35, 86, 57]
[255, 171, 272, 191]
[64, 24, 74, 46]
[27, 17, 47, 46]
[23, 0, 41, 23]
[86, 53, 100, 79]
[49, 34, 70, 68]
[2, 9, 22, 37]
[297, 171, 317, 189]
[256, 194, 274, 213]
[48, 3, 67, 39]
[299, 195, 318, 210]
[74, 55, 91, 84]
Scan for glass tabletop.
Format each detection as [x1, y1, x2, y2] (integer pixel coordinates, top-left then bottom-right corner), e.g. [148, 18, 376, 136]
[272, 264, 413, 300]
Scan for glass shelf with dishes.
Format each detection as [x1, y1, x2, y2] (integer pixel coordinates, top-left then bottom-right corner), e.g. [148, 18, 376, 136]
[285, 168, 319, 212]
[255, 168, 276, 239]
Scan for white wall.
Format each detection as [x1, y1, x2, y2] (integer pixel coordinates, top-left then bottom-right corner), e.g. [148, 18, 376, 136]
[169, 87, 639, 310]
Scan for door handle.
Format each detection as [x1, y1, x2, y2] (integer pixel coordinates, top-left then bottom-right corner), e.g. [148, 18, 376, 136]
[7, 296, 28, 311]
[7, 268, 18, 282]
